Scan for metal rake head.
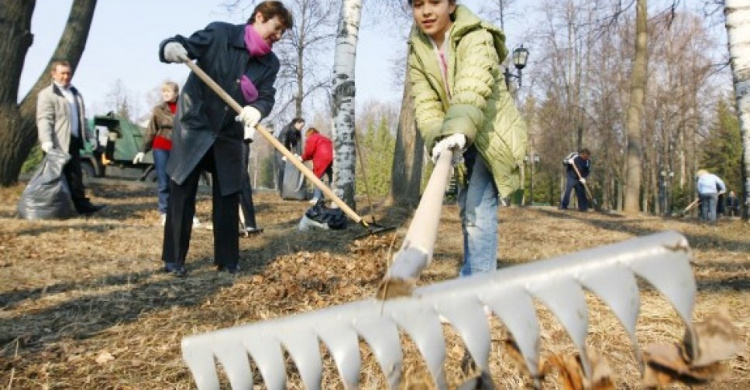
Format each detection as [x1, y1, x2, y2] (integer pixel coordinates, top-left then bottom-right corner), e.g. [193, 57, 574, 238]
[181, 231, 697, 389]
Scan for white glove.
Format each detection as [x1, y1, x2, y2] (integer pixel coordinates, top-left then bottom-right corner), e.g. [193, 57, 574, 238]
[41, 142, 54, 153]
[243, 123, 255, 143]
[297, 154, 303, 161]
[568, 158, 576, 165]
[236, 106, 261, 128]
[579, 178, 586, 184]
[163, 42, 188, 63]
[281, 156, 287, 162]
[132, 152, 145, 164]
[431, 134, 466, 164]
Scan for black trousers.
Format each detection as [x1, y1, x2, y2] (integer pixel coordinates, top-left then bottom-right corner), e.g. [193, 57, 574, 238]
[63, 136, 89, 209]
[162, 148, 240, 268]
[240, 143, 257, 228]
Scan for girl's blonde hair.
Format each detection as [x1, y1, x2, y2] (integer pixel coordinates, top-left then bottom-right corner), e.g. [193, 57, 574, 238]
[162, 81, 179, 94]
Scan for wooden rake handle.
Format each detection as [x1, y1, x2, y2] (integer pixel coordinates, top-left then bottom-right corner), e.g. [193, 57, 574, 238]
[182, 60, 366, 227]
[570, 160, 594, 200]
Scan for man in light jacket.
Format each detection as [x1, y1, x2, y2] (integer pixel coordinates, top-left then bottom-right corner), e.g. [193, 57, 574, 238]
[695, 169, 726, 223]
[37, 61, 105, 215]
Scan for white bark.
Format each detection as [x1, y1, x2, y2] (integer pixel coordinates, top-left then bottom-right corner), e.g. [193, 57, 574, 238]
[725, 0, 750, 219]
[331, 0, 362, 208]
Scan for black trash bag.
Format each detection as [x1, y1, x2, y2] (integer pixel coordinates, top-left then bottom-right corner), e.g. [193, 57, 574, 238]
[301, 201, 348, 230]
[17, 149, 77, 220]
[281, 162, 307, 200]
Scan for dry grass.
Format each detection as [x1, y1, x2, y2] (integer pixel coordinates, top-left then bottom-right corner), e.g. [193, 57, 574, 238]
[0, 182, 748, 389]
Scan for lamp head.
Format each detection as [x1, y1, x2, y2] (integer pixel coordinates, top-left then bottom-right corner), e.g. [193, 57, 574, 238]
[513, 45, 529, 70]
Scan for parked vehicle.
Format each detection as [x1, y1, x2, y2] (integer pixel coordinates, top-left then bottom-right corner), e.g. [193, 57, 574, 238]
[80, 112, 157, 181]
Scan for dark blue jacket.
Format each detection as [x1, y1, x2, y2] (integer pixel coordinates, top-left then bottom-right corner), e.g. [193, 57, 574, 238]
[159, 22, 280, 195]
[565, 154, 591, 179]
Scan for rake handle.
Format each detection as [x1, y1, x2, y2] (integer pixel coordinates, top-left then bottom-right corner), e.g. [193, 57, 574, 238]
[183, 60, 365, 227]
[570, 160, 594, 201]
[385, 150, 454, 282]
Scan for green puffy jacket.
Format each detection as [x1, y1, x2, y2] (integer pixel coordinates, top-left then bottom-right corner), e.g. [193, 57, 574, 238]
[408, 5, 528, 198]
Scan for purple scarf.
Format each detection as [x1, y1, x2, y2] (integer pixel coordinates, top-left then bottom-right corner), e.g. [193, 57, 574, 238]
[240, 25, 272, 103]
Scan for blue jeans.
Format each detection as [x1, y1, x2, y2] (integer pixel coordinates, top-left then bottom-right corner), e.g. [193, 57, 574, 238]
[312, 164, 333, 200]
[153, 148, 170, 214]
[457, 150, 499, 277]
[560, 174, 588, 211]
[699, 193, 718, 222]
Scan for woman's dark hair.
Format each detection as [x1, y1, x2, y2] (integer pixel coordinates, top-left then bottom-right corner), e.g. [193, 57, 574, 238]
[247, 1, 293, 29]
[407, 0, 457, 5]
[290, 117, 305, 126]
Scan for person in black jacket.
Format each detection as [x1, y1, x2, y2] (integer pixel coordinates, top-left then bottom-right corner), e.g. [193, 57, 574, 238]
[281, 117, 305, 154]
[726, 190, 740, 217]
[158, 1, 292, 276]
[275, 117, 305, 195]
[560, 148, 591, 212]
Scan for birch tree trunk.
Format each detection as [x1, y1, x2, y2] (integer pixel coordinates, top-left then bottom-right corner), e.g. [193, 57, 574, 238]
[331, 0, 362, 208]
[623, 0, 648, 213]
[0, 0, 97, 186]
[725, 0, 750, 220]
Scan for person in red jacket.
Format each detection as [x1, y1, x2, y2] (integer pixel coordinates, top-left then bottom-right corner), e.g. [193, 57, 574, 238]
[300, 127, 333, 204]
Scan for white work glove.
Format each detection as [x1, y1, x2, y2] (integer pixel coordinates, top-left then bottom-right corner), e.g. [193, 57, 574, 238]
[132, 152, 145, 164]
[41, 142, 54, 153]
[579, 178, 586, 184]
[297, 154, 303, 161]
[163, 42, 188, 63]
[568, 158, 576, 165]
[431, 133, 466, 164]
[236, 106, 261, 129]
[243, 123, 255, 143]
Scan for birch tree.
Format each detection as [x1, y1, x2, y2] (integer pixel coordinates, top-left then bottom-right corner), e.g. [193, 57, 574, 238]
[724, 0, 750, 219]
[0, 0, 98, 186]
[331, 0, 362, 208]
[623, 0, 648, 213]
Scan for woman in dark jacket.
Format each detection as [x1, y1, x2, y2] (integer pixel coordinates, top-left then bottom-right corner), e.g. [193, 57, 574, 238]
[158, 1, 292, 276]
[275, 117, 305, 195]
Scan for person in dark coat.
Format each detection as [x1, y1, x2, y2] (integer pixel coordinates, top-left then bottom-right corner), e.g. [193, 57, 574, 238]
[275, 117, 305, 195]
[560, 148, 591, 212]
[240, 142, 263, 235]
[726, 190, 740, 217]
[300, 127, 333, 204]
[158, 1, 292, 276]
[281, 117, 305, 154]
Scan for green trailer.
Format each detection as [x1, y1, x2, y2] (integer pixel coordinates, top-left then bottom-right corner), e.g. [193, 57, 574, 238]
[81, 113, 158, 181]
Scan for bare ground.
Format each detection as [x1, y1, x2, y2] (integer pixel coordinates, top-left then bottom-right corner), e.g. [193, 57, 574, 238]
[0, 181, 747, 389]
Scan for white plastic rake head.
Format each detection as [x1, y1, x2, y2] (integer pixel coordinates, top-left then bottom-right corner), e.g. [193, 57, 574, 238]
[182, 230, 697, 389]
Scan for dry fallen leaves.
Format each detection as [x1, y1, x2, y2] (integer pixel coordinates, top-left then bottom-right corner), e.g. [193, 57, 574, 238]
[95, 351, 115, 365]
[642, 310, 741, 388]
[544, 348, 615, 390]
[684, 309, 742, 366]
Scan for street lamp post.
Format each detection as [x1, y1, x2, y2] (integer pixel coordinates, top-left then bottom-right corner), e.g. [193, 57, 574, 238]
[504, 45, 529, 90]
[660, 169, 674, 216]
[525, 153, 540, 206]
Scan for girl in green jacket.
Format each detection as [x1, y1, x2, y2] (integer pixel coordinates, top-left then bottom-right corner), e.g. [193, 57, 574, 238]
[407, 0, 528, 277]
